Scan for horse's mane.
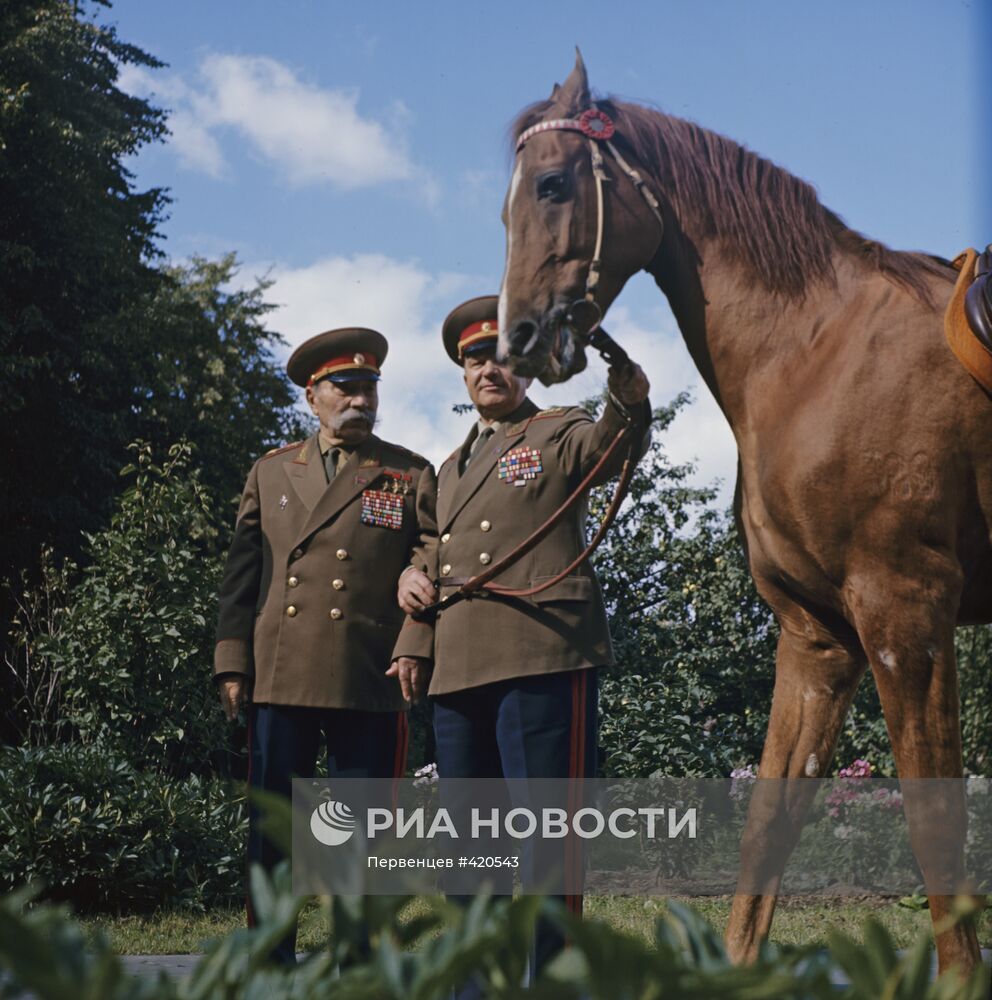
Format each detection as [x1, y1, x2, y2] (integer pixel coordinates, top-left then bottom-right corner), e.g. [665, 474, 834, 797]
[510, 96, 953, 303]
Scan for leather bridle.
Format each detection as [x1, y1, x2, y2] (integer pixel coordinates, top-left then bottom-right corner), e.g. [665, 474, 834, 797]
[412, 109, 661, 622]
[515, 106, 665, 347]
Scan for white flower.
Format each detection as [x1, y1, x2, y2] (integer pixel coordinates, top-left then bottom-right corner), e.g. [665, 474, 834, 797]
[966, 775, 989, 796]
[413, 762, 439, 787]
[729, 765, 758, 802]
[834, 824, 853, 841]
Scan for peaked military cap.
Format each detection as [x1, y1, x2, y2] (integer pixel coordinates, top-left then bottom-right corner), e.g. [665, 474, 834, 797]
[287, 327, 388, 387]
[442, 295, 499, 365]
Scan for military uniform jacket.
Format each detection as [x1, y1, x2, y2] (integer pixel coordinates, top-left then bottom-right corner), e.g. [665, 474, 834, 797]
[214, 432, 437, 710]
[427, 396, 650, 696]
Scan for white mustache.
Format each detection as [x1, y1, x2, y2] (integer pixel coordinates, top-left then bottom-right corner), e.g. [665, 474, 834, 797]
[332, 408, 374, 431]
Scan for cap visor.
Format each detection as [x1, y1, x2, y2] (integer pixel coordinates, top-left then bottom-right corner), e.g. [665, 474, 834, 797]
[320, 371, 381, 383]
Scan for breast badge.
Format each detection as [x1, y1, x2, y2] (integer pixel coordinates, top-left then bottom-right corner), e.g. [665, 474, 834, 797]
[498, 446, 543, 486]
[359, 471, 411, 529]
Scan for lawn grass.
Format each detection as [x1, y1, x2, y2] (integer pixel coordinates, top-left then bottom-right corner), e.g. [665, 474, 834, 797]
[81, 895, 992, 956]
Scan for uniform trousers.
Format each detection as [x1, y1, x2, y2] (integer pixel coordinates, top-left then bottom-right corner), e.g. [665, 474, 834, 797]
[432, 668, 599, 994]
[246, 703, 409, 963]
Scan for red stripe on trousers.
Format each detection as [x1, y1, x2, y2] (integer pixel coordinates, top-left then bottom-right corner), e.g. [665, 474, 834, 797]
[244, 708, 256, 929]
[391, 711, 410, 809]
[565, 671, 587, 916]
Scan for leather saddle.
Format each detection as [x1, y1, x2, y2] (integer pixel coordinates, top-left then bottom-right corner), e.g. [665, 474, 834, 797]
[965, 243, 992, 351]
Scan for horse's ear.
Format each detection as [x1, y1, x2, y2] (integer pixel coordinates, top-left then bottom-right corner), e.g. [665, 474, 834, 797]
[555, 48, 590, 112]
[548, 82, 562, 101]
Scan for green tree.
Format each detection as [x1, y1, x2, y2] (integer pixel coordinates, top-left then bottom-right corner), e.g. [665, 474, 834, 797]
[0, 2, 305, 570]
[123, 254, 307, 520]
[0, 0, 169, 580]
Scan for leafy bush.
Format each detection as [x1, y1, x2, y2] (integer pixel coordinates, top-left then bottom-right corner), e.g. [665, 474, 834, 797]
[0, 744, 245, 913]
[0, 869, 988, 998]
[590, 397, 777, 777]
[955, 626, 992, 777]
[5, 442, 234, 778]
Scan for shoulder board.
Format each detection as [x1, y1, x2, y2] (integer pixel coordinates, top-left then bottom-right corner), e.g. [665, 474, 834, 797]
[531, 405, 572, 421]
[261, 441, 304, 461]
[382, 441, 430, 467]
[504, 417, 532, 436]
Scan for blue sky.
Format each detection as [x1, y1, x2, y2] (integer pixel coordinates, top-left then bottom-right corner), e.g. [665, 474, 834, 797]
[111, 0, 987, 498]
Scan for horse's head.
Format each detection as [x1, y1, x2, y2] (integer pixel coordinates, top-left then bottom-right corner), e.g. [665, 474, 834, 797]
[498, 51, 663, 383]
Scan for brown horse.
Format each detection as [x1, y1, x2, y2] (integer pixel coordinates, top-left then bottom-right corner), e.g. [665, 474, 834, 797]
[498, 52, 989, 977]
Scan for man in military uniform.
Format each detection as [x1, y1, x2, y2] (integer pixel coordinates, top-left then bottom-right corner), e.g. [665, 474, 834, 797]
[398, 296, 650, 987]
[214, 327, 435, 963]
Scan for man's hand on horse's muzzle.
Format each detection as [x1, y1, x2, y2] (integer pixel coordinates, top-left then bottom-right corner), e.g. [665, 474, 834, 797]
[608, 362, 650, 406]
[398, 566, 437, 614]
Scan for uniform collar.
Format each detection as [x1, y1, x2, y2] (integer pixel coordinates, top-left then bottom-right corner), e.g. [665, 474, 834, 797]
[474, 398, 538, 435]
[318, 428, 360, 456]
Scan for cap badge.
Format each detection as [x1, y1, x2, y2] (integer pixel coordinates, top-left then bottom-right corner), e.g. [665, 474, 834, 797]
[354, 353, 365, 364]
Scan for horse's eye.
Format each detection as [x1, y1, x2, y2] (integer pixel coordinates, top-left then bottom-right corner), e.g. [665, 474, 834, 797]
[536, 171, 570, 202]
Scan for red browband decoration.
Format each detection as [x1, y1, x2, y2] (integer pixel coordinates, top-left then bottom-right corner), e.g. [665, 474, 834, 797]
[308, 352, 380, 385]
[516, 108, 616, 152]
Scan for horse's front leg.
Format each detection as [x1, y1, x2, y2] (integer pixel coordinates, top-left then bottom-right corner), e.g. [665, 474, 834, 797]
[849, 577, 984, 980]
[725, 621, 865, 963]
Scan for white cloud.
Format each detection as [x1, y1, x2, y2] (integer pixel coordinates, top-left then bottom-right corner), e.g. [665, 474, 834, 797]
[599, 305, 738, 503]
[168, 108, 226, 177]
[119, 64, 224, 177]
[520, 302, 739, 504]
[235, 254, 738, 501]
[120, 54, 432, 192]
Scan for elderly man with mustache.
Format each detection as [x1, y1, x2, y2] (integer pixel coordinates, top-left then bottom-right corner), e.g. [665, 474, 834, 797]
[213, 327, 436, 964]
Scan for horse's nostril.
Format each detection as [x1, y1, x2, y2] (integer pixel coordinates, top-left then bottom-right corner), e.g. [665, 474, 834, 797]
[508, 321, 540, 356]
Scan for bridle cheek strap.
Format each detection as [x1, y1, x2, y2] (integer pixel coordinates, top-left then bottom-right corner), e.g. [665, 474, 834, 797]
[516, 107, 665, 312]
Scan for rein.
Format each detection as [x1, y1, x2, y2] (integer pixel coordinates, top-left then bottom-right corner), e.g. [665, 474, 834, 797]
[412, 109, 659, 623]
[414, 350, 640, 622]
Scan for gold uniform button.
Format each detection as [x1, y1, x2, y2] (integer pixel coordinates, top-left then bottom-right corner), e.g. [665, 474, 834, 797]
[441, 532, 451, 544]
[480, 520, 491, 532]
[286, 605, 298, 618]
[291, 547, 303, 560]
[329, 608, 343, 620]
[479, 552, 492, 565]
[332, 578, 345, 590]
[441, 563, 452, 576]
[336, 548, 349, 561]
[287, 576, 299, 588]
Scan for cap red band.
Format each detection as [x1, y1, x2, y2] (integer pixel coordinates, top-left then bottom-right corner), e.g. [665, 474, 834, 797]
[308, 352, 380, 385]
[458, 320, 498, 357]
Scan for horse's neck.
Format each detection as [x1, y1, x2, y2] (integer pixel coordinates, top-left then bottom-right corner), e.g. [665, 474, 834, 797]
[649, 239, 844, 432]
